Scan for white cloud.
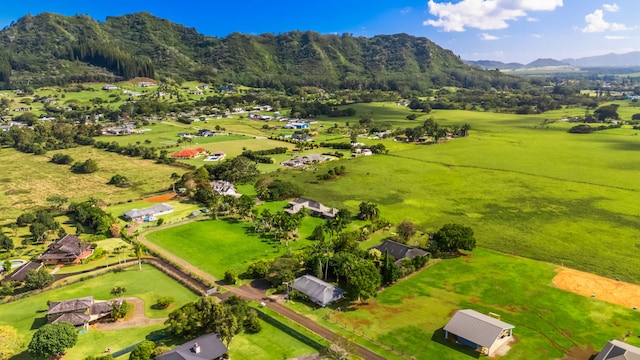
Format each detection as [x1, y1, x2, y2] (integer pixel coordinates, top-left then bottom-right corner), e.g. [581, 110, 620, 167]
[480, 33, 500, 40]
[602, 3, 620, 12]
[526, 17, 539, 22]
[423, 0, 563, 32]
[531, 34, 542, 38]
[605, 35, 628, 40]
[582, 9, 630, 32]
[400, 7, 412, 15]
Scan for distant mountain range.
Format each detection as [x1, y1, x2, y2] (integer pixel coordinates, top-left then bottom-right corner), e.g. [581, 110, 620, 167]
[465, 52, 640, 70]
[0, 12, 524, 90]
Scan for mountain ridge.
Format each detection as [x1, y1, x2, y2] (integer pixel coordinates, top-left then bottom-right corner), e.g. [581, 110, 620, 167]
[466, 51, 640, 70]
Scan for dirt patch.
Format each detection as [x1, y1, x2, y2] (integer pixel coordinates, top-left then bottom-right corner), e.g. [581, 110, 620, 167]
[492, 336, 517, 357]
[469, 297, 480, 303]
[142, 192, 177, 203]
[553, 267, 640, 309]
[562, 345, 597, 360]
[94, 297, 165, 330]
[355, 300, 379, 311]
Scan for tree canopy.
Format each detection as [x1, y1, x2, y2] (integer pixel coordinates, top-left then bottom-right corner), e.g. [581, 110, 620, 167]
[432, 223, 476, 253]
[28, 323, 77, 359]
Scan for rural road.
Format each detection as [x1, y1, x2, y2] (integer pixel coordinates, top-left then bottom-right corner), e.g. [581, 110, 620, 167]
[137, 222, 388, 360]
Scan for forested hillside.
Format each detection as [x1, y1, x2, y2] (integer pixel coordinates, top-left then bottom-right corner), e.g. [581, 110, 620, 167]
[0, 12, 524, 90]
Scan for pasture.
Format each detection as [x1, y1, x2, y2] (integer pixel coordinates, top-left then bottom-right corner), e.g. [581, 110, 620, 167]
[273, 106, 640, 282]
[287, 249, 640, 360]
[145, 216, 321, 279]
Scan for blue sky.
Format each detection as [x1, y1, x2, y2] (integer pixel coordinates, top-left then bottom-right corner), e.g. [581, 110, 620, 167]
[1, 0, 639, 63]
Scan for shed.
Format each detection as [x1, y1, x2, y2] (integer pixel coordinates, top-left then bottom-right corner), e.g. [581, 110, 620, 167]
[292, 274, 344, 307]
[443, 309, 514, 356]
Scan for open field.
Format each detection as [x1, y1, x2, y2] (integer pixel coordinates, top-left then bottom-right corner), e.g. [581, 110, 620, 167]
[0, 264, 199, 359]
[228, 319, 318, 359]
[145, 217, 319, 279]
[286, 249, 640, 359]
[273, 106, 640, 282]
[553, 267, 640, 309]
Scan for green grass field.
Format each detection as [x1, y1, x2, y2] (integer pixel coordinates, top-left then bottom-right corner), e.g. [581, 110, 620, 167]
[145, 216, 320, 279]
[0, 264, 199, 359]
[287, 249, 640, 359]
[272, 106, 640, 283]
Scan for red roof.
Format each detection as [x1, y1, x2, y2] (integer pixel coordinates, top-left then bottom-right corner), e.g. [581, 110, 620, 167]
[171, 148, 207, 158]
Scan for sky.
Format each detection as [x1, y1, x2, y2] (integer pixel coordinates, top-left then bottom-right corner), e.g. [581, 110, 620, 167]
[0, 0, 639, 63]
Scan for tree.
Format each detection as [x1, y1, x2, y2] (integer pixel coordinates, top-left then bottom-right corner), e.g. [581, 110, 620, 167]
[2, 260, 10, 274]
[71, 159, 99, 174]
[224, 269, 238, 285]
[396, 220, 417, 243]
[133, 242, 145, 271]
[310, 225, 325, 241]
[381, 251, 399, 285]
[0, 232, 13, 251]
[156, 296, 174, 309]
[110, 286, 126, 298]
[111, 299, 128, 320]
[24, 268, 54, 290]
[45, 195, 68, 210]
[346, 260, 381, 301]
[28, 323, 78, 359]
[107, 174, 131, 187]
[433, 223, 476, 253]
[128, 341, 155, 360]
[632, 113, 640, 121]
[358, 201, 380, 221]
[0, 325, 23, 360]
[594, 104, 619, 122]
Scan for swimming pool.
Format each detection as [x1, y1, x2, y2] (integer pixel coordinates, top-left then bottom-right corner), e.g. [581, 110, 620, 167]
[10, 259, 26, 268]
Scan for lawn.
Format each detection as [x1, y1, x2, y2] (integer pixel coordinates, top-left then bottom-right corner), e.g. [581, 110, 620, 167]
[287, 249, 640, 359]
[145, 217, 318, 279]
[0, 264, 199, 359]
[271, 106, 640, 283]
[228, 318, 318, 359]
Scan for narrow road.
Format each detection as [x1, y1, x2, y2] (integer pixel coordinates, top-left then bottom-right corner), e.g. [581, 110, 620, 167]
[137, 221, 387, 360]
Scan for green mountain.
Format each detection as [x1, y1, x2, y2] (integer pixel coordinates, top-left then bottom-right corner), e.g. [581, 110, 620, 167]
[0, 12, 522, 90]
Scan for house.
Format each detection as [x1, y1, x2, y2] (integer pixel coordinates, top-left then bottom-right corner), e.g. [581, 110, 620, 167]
[211, 180, 241, 198]
[283, 122, 309, 130]
[292, 133, 314, 142]
[39, 235, 92, 265]
[189, 90, 204, 95]
[285, 198, 338, 218]
[594, 340, 640, 360]
[102, 85, 118, 91]
[280, 154, 328, 168]
[1, 261, 42, 284]
[137, 81, 156, 87]
[124, 203, 174, 222]
[156, 333, 228, 360]
[370, 240, 429, 266]
[197, 129, 215, 137]
[47, 296, 118, 327]
[13, 107, 31, 112]
[443, 309, 514, 356]
[170, 148, 208, 159]
[291, 275, 345, 307]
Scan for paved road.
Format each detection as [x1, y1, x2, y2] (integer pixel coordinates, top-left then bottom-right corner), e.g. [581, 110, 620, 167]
[137, 222, 387, 360]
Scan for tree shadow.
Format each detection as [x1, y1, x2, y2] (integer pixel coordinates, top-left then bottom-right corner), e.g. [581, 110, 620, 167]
[430, 328, 480, 358]
[30, 316, 47, 330]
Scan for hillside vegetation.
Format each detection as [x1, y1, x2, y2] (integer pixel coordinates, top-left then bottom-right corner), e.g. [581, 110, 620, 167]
[0, 12, 524, 90]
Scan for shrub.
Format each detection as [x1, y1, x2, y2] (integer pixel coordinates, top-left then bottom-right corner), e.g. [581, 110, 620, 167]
[156, 296, 174, 309]
[224, 269, 238, 285]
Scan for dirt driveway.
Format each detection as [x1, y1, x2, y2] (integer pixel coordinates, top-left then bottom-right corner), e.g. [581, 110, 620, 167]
[94, 297, 166, 330]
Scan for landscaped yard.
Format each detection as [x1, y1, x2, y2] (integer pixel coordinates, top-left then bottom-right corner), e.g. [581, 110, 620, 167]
[286, 249, 640, 359]
[0, 264, 199, 359]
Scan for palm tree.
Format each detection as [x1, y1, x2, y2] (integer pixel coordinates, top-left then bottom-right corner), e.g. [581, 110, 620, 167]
[170, 173, 180, 193]
[133, 241, 145, 271]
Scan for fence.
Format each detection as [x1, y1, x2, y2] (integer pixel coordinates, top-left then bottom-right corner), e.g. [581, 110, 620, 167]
[255, 308, 326, 351]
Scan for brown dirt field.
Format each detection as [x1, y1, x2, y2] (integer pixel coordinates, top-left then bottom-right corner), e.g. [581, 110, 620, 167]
[141, 192, 177, 203]
[553, 267, 640, 309]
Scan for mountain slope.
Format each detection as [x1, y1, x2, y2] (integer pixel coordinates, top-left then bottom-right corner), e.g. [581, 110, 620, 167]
[563, 52, 640, 67]
[0, 12, 522, 90]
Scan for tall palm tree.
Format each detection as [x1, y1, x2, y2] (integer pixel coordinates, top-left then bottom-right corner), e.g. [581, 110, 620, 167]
[133, 241, 145, 271]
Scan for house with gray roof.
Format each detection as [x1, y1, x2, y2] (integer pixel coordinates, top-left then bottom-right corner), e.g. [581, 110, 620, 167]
[211, 180, 241, 198]
[370, 239, 429, 266]
[292, 274, 344, 307]
[285, 198, 338, 218]
[156, 333, 228, 360]
[47, 296, 117, 327]
[1, 261, 42, 284]
[443, 309, 514, 356]
[124, 203, 174, 221]
[39, 234, 91, 265]
[594, 340, 640, 360]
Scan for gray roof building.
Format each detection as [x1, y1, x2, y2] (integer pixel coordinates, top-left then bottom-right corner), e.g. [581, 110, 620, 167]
[443, 309, 514, 356]
[370, 240, 429, 266]
[292, 274, 344, 307]
[39, 234, 90, 264]
[124, 203, 174, 221]
[285, 198, 338, 218]
[46, 296, 117, 327]
[1, 261, 42, 284]
[156, 333, 228, 360]
[594, 340, 640, 360]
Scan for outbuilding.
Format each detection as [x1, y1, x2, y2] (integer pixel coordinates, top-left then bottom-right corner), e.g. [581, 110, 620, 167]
[443, 309, 514, 356]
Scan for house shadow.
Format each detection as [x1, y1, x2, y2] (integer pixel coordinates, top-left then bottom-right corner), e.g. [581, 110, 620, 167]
[30, 316, 47, 330]
[431, 328, 480, 358]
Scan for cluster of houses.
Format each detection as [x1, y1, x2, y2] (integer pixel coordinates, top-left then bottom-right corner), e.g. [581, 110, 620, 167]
[280, 154, 330, 168]
[103, 124, 144, 136]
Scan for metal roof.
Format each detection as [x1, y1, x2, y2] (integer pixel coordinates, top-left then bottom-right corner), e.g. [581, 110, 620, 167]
[156, 333, 228, 360]
[124, 203, 174, 220]
[594, 340, 640, 360]
[292, 275, 344, 307]
[371, 240, 428, 263]
[443, 309, 514, 348]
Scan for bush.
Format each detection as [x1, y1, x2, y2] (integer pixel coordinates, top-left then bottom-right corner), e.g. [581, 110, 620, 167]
[156, 296, 174, 309]
[224, 269, 238, 285]
[51, 153, 74, 165]
[71, 159, 99, 174]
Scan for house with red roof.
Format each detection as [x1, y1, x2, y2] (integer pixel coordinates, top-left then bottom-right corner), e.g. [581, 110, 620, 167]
[171, 148, 208, 159]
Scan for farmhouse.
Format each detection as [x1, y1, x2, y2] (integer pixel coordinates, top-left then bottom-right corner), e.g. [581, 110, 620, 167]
[594, 340, 640, 360]
[292, 275, 344, 307]
[292, 133, 314, 142]
[171, 148, 208, 159]
[197, 129, 215, 137]
[124, 203, 174, 222]
[137, 81, 156, 87]
[47, 296, 118, 327]
[38, 235, 92, 265]
[370, 240, 429, 266]
[102, 84, 118, 90]
[285, 198, 338, 218]
[211, 180, 241, 198]
[443, 309, 514, 356]
[156, 333, 228, 360]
